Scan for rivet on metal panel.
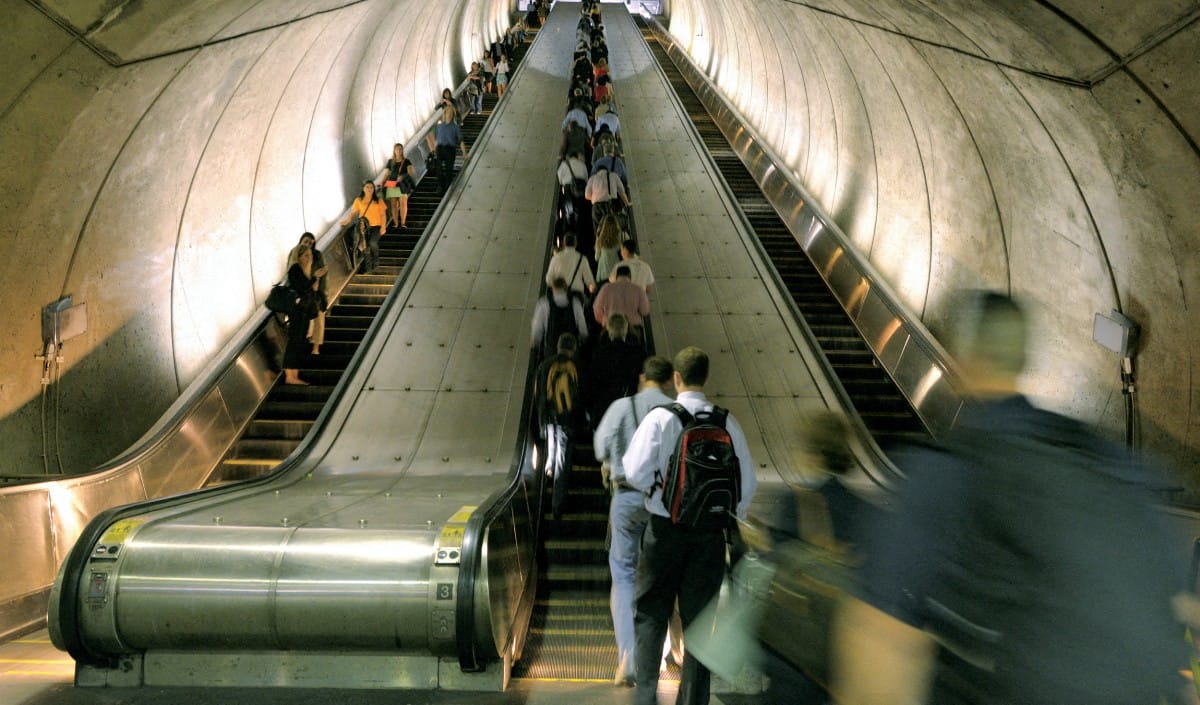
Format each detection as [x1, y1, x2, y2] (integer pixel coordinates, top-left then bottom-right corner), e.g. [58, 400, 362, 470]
[326, 491, 333, 496]
[485, 457, 492, 463]
[760, 464, 767, 469]
[427, 520, 434, 527]
[352, 455, 360, 460]
[274, 490, 280, 495]
[437, 493, 444, 498]
[394, 456, 402, 461]
[359, 519, 368, 528]
[439, 343, 445, 347]
[442, 457, 450, 462]
[281, 517, 289, 526]
[446, 386, 453, 391]
[385, 492, 392, 497]
[405, 386, 412, 391]
[407, 341, 413, 346]
[212, 516, 222, 524]
[483, 387, 489, 393]
[475, 344, 482, 349]
[369, 386, 375, 390]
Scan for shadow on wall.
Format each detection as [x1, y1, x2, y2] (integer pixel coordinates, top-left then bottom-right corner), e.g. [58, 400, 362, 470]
[0, 313, 183, 477]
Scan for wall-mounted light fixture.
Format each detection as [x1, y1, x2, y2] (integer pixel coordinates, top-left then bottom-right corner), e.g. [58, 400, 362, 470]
[1093, 309, 1139, 447]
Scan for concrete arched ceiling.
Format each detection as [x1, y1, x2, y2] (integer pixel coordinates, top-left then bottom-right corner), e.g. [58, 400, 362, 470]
[1, 0, 1197, 494]
[665, 0, 1200, 491]
[0, 0, 510, 475]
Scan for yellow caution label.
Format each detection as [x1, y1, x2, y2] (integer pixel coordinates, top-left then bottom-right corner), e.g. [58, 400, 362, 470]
[447, 506, 476, 524]
[439, 525, 465, 544]
[98, 517, 146, 545]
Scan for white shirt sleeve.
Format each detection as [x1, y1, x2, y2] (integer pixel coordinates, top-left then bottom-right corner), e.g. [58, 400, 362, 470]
[622, 408, 676, 493]
[725, 414, 758, 517]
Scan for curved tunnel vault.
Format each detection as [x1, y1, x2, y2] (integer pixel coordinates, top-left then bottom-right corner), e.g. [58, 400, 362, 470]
[0, 0, 1197, 494]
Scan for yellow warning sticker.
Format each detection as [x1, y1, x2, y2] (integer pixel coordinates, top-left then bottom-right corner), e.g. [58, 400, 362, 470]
[439, 525, 465, 544]
[447, 506, 476, 524]
[98, 517, 146, 545]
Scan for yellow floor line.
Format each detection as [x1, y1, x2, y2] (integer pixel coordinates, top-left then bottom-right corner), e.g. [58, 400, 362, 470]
[0, 659, 73, 664]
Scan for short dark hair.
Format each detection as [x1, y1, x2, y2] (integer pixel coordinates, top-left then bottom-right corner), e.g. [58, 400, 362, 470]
[673, 346, 709, 387]
[642, 355, 673, 385]
[556, 332, 578, 356]
[564, 233, 577, 248]
[621, 238, 638, 254]
[614, 265, 631, 279]
[551, 277, 568, 290]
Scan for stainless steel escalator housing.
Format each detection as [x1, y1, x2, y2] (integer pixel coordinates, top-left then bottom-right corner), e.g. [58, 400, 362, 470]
[48, 28, 556, 690]
[0, 74, 489, 645]
[643, 17, 966, 441]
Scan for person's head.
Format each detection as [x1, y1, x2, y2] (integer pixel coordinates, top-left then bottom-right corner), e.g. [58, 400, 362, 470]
[950, 290, 1028, 396]
[296, 245, 313, 271]
[614, 264, 631, 280]
[442, 87, 453, 101]
[556, 332, 578, 358]
[620, 238, 638, 259]
[297, 232, 316, 249]
[392, 143, 404, 159]
[360, 180, 376, 199]
[606, 312, 629, 341]
[672, 346, 709, 390]
[563, 232, 577, 250]
[801, 411, 854, 476]
[551, 277, 569, 292]
[641, 355, 673, 388]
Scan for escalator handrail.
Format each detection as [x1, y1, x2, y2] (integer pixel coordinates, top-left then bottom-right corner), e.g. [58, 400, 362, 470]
[56, 66, 511, 667]
[639, 14, 965, 440]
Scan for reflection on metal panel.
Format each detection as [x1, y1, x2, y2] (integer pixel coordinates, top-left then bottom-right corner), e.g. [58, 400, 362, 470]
[648, 19, 964, 439]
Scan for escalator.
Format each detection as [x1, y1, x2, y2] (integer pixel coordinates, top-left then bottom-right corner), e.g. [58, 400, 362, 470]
[635, 17, 929, 449]
[208, 40, 532, 485]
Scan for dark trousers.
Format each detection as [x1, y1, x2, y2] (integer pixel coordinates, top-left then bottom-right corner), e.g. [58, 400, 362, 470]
[546, 423, 574, 520]
[436, 144, 457, 193]
[364, 225, 380, 272]
[634, 515, 725, 705]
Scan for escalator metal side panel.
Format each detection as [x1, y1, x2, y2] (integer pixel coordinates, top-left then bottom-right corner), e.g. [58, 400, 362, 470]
[643, 17, 965, 440]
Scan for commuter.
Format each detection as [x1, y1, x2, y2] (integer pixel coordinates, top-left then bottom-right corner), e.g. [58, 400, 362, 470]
[495, 53, 510, 99]
[530, 277, 589, 358]
[282, 245, 320, 385]
[586, 160, 632, 234]
[534, 332, 584, 524]
[286, 232, 328, 356]
[593, 212, 623, 283]
[544, 232, 596, 296]
[591, 142, 629, 188]
[833, 292, 1187, 705]
[561, 120, 592, 164]
[383, 143, 415, 231]
[594, 73, 613, 105]
[467, 62, 484, 114]
[482, 54, 495, 94]
[595, 101, 620, 142]
[437, 87, 459, 120]
[557, 151, 589, 201]
[562, 101, 593, 135]
[623, 346, 758, 705]
[587, 313, 646, 430]
[611, 239, 655, 294]
[594, 57, 609, 82]
[434, 107, 467, 195]
[593, 265, 649, 330]
[594, 355, 674, 687]
[339, 180, 387, 273]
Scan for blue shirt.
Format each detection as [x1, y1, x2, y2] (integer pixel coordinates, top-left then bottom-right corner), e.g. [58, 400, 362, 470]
[435, 120, 462, 147]
[594, 387, 674, 486]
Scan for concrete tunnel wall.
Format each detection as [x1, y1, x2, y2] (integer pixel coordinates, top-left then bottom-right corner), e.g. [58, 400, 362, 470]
[662, 0, 1200, 493]
[0, 0, 512, 477]
[1, 0, 1198, 495]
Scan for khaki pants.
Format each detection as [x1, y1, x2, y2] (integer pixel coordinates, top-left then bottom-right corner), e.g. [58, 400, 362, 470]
[307, 310, 325, 346]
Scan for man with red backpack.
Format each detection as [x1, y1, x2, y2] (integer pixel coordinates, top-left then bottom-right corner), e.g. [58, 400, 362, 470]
[623, 346, 758, 705]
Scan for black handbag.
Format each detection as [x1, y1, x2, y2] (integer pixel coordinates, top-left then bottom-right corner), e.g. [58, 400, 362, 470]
[265, 284, 299, 314]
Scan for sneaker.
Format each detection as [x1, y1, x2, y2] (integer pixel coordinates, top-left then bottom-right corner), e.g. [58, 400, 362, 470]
[613, 653, 634, 687]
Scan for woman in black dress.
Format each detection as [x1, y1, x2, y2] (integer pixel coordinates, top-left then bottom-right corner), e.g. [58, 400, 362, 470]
[283, 245, 319, 385]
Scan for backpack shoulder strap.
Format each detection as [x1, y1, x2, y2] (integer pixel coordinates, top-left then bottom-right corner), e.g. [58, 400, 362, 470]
[661, 402, 693, 427]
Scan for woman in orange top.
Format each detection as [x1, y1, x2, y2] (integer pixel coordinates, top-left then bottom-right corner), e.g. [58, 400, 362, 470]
[340, 180, 388, 273]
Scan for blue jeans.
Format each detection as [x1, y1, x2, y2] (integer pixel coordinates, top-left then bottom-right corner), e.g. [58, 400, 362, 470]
[609, 488, 650, 671]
